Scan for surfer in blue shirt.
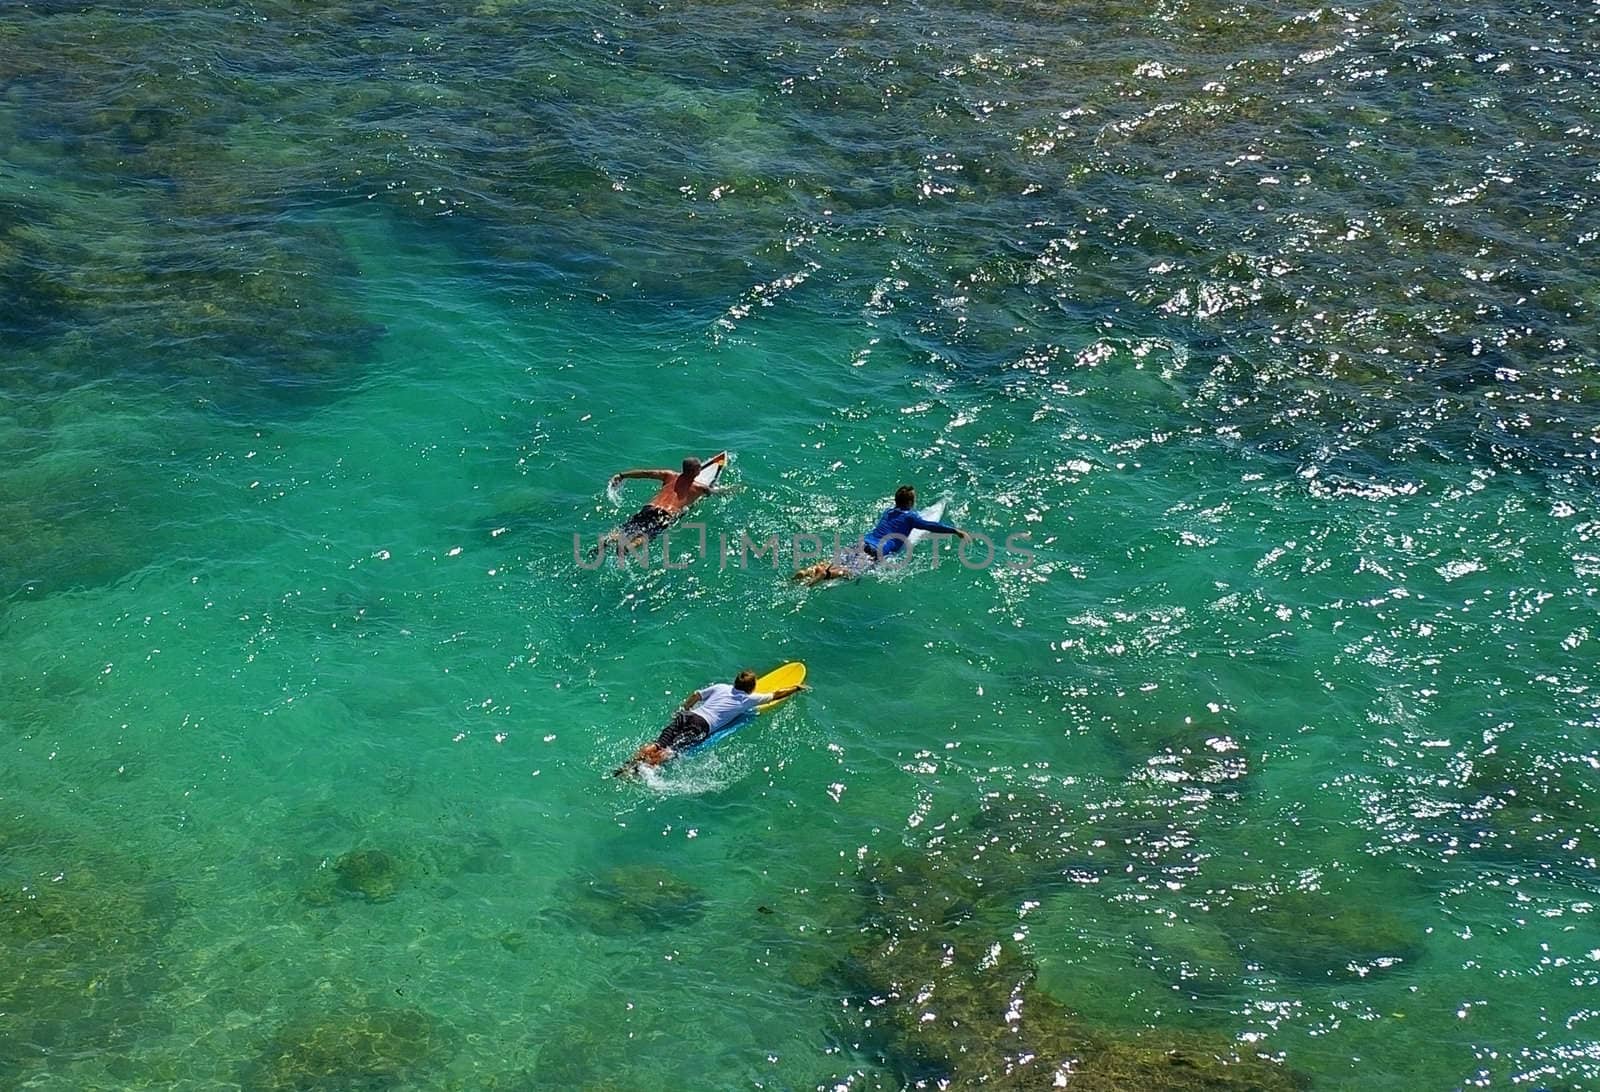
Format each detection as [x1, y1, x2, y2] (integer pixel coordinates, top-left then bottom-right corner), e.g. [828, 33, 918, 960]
[613, 669, 807, 776]
[793, 485, 967, 585]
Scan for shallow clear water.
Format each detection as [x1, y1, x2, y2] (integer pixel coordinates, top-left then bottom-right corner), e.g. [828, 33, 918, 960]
[2, 1, 1598, 1088]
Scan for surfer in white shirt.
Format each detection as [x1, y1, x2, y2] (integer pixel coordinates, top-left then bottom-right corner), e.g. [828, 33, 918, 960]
[613, 670, 806, 776]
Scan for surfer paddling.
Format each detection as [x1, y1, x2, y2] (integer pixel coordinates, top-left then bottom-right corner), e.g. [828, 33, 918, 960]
[596, 455, 724, 557]
[792, 484, 966, 585]
[613, 670, 807, 777]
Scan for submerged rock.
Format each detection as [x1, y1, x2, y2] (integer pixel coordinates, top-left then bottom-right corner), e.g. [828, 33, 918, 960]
[837, 925, 1303, 1091]
[827, 837, 1307, 1090]
[333, 848, 407, 902]
[1062, 1031, 1310, 1092]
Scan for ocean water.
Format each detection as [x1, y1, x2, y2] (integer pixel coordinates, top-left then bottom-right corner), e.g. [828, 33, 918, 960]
[2, 1, 1598, 1089]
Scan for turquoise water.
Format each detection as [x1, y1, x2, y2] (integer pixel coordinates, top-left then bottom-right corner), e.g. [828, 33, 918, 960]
[3, 1, 1598, 1088]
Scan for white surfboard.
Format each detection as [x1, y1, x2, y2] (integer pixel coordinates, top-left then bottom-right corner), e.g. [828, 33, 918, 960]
[905, 499, 948, 547]
[694, 451, 728, 489]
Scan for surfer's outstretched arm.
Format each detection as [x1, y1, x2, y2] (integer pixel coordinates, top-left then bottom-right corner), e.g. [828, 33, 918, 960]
[909, 514, 966, 537]
[610, 468, 675, 485]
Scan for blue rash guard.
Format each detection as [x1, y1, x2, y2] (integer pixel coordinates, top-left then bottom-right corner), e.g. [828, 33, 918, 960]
[863, 506, 959, 558]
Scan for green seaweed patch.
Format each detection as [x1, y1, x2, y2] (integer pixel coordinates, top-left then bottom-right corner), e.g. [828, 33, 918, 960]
[300, 846, 418, 906]
[532, 1037, 662, 1091]
[1, 180, 381, 412]
[1133, 732, 1252, 794]
[1221, 889, 1423, 981]
[860, 846, 1006, 935]
[530, 1020, 611, 1089]
[1455, 751, 1599, 875]
[562, 864, 707, 935]
[0, 486, 146, 601]
[1140, 915, 1249, 999]
[0, 862, 178, 1079]
[246, 1006, 445, 1091]
[1, 0, 1592, 481]
[0, 194, 84, 343]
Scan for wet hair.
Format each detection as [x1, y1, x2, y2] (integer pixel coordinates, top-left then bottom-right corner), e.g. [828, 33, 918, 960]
[894, 484, 916, 508]
[734, 670, 758, 693]
[682, 456, 703, 477]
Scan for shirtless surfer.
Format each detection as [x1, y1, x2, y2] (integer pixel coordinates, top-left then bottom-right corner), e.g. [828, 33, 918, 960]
[596, 455, 721, 557]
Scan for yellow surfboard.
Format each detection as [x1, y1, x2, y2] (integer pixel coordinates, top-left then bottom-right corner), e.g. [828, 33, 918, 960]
[755, 661, 806, 713]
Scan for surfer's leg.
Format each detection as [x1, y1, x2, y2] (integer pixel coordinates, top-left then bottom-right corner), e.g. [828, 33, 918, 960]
[806, 544, 876, 584]
[591, 530, 620, 560]
[796, 543, 865, 584]
[613, 741, 672, 777]
[613, 725, 693, 774]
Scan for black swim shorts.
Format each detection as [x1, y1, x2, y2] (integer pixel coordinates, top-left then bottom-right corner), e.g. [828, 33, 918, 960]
[654, 709, 713, 752]
[617, 504, 676, 544]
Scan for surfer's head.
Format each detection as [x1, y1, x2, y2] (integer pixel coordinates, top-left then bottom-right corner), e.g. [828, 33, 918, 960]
[734, 670, 758, 693]
[681, 456, 703, 479]
[894, 484, 916, 509]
